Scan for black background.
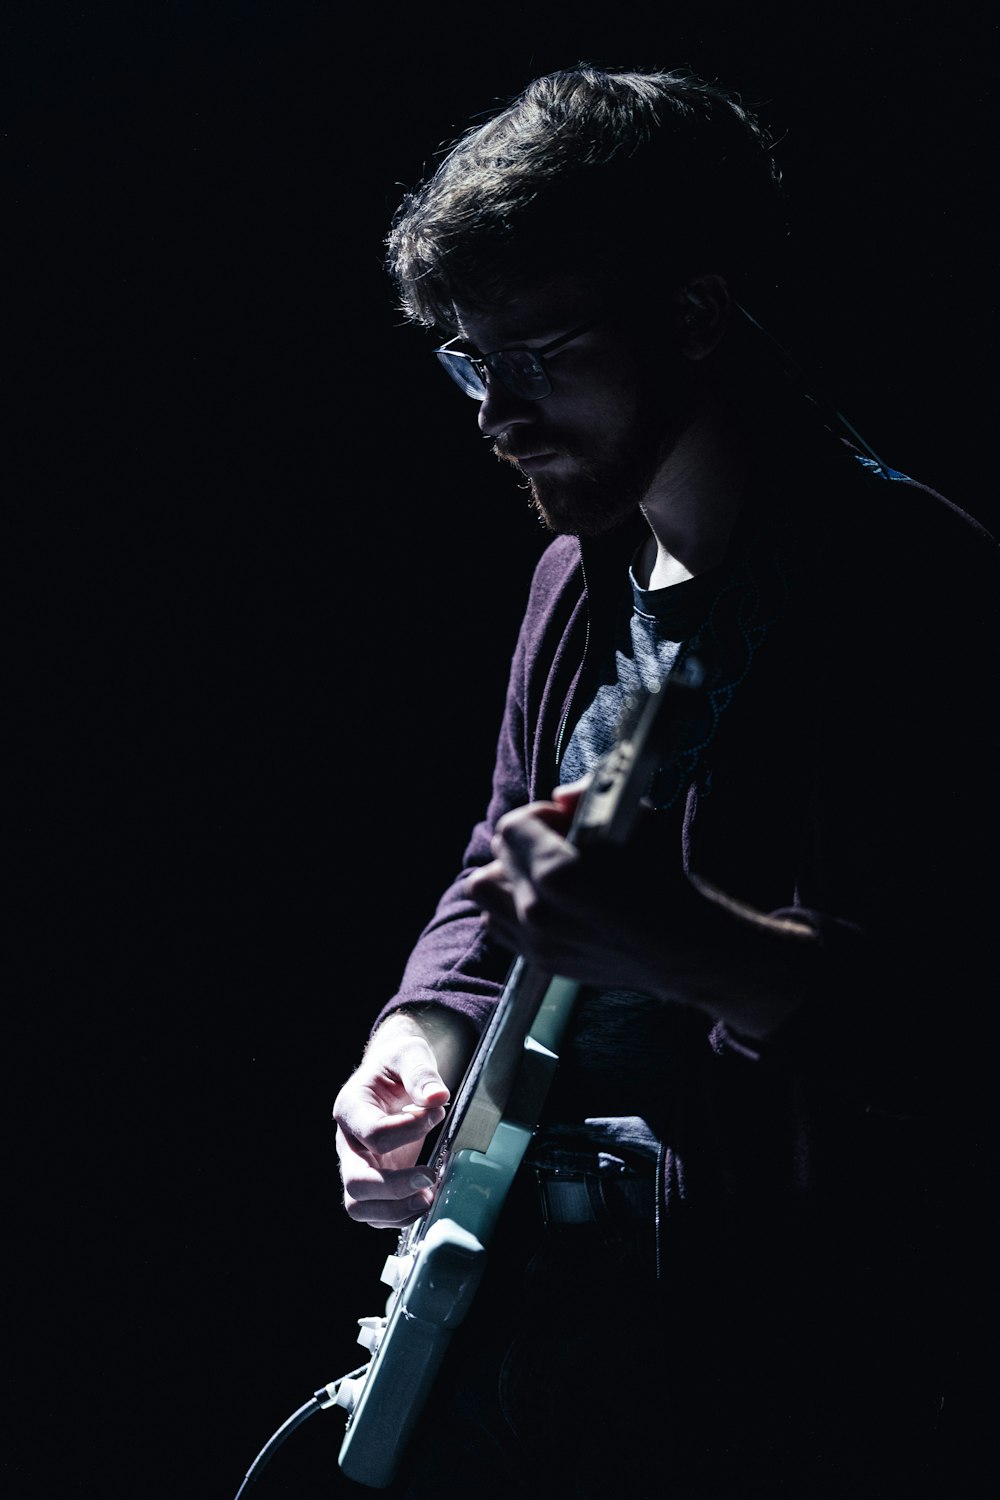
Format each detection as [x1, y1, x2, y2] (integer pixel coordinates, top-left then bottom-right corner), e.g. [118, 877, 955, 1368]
[6, 4, 998, 1496]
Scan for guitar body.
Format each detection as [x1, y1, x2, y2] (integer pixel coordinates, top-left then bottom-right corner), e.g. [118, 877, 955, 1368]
[336, 660, 705, 1488]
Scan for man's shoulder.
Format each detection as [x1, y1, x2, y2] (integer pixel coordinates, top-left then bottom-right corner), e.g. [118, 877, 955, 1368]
[850, 451, 997, 579]
[821, 451, 999, 661]
[798, 438, 997, 571]
[530, 533, 582, 583]
[855, 452, 992, 533]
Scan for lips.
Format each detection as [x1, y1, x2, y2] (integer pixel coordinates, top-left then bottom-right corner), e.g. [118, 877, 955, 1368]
[496, 446, 560, 473]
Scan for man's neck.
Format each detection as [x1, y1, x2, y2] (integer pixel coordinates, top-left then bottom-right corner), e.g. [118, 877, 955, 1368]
[635, 400, 750, 589]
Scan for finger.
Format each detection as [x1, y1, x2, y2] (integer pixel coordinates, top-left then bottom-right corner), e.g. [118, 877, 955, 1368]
[340, 1155, 438, 1227]
[548, 785, 588, 832]
[462, 859, 515, 911]
[343, 1100, 448, 1158]
[551, 775, 591, 807]
[495, 798, 574, 842]
[496, 811, 581, 890]
[343, 1156, 435, 1204]
[343, 1189, 435, 1229]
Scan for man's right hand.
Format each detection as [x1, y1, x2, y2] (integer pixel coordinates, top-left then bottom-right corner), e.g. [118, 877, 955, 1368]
[333, 1008, 473, 1229]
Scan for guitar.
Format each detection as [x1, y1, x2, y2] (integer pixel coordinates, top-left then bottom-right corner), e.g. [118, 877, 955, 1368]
[334, 654, 706, 1488]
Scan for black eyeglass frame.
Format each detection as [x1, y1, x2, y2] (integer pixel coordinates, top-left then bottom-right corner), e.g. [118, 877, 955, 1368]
[434, 321, 600, 401]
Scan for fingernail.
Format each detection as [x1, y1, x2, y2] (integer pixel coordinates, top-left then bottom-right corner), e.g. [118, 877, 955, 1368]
[409, 1172, 435, 1190]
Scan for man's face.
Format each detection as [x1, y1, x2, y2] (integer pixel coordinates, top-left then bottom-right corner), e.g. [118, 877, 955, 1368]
[453, 281, 698, 538]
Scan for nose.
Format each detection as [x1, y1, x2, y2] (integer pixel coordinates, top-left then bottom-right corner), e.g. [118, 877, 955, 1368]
[477, 373, 539, 439]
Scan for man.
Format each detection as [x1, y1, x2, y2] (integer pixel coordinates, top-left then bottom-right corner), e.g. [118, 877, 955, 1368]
[334, 67, 997, 1498]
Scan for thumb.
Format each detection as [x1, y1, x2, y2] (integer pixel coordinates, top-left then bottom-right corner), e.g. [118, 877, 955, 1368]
[398, 1036, 450, 1108]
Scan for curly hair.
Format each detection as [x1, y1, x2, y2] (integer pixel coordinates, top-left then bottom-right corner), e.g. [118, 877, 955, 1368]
[385, 65, 787, 332]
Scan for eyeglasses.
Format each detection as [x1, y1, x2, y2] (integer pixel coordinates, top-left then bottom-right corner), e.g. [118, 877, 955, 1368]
[434, 321, 599, 401]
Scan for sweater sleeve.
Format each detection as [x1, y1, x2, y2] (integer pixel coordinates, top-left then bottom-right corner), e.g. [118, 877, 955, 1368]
[371, 538, 582, 1036]
[685, 477, 1000, 1120]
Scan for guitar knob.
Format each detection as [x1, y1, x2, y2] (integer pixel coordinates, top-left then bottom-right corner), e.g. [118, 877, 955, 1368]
[356, 1315, 386, 1352]
[380, 1252, 413, 1291]
[333, 1375, 367, 1414]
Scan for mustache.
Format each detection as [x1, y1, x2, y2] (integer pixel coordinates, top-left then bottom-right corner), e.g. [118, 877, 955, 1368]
[491, 436, 567, 462]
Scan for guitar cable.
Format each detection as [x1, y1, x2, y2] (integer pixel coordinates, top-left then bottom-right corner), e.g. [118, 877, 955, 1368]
[232, 1362, 369, 1497]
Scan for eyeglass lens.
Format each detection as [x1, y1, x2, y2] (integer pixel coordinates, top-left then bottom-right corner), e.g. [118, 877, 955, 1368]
[434, 350, 489, 398]
[435, 346, 551, 401]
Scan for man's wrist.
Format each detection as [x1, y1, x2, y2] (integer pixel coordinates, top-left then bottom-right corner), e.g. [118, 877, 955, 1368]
[371, 1004, 476, 1090]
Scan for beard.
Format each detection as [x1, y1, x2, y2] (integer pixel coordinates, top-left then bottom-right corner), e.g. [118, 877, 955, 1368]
[494, 425, 674, 539]
[493, 358, 696, 538]
[525, 451, 651, 537]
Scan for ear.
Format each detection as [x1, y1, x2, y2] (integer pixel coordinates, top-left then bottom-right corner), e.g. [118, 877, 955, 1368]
[673, 273, 731, 360]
